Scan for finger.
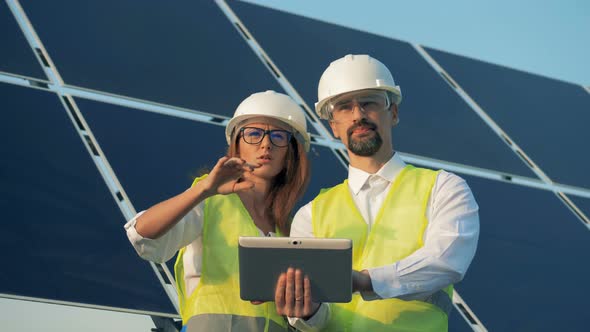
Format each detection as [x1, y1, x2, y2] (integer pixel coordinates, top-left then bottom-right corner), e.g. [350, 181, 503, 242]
[285, 267, 295, 317]
[274, 273, 286, 315]
[294, 269, 304, 317]
[304, 275, 313, 316]
[250, 301, 265, 305]
[223, 157, 243, 168]
[243, 162, 261, 171]
[232, 180, 255, 192]
[214, 156, 231, 169]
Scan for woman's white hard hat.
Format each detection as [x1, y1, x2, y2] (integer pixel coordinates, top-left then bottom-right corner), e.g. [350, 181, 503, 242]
[315, 54, 402, 119]
[225, 90, 310, 151]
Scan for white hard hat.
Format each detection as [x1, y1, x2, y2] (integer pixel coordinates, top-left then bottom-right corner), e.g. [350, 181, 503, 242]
[315, 54, 402, 119]
[226, 90, 310, 151]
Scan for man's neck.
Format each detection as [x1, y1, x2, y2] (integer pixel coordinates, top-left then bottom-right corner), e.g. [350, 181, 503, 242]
[348, 149, 395, 174]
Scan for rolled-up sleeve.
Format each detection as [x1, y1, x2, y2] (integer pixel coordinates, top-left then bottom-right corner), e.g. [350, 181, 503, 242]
[124, 201, 205, 264]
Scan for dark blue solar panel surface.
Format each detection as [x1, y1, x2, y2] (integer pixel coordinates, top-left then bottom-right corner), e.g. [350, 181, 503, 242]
[77, 98, 346, 273]
[19, 1, 292, 120]
[0, 83, 175, 314]
[427, 47, 590, 189]
[455, 175, 590, 331]
[0, 2, 46, 79]
[569, 195, 590, 220]
[448, 309, 474, 332]
[228, 1, 535, 179]
[77, 99, 231, 211]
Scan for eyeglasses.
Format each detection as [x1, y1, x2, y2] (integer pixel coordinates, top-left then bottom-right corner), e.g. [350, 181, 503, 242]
[325, 91, 390, 120]
[239, 127, 293, 147]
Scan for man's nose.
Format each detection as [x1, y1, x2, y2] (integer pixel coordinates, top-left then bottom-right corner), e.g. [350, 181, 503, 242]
[351, 103, 367, 121]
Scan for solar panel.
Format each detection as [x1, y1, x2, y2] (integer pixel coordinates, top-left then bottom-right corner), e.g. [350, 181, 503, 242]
[0, 2, 46, 80]
[19, 0, 317, 134]
[0, 82, 176, 314]
[453, 174, 590, 331]
[227, 1, 536, 179]
[427, 47, 590, 189]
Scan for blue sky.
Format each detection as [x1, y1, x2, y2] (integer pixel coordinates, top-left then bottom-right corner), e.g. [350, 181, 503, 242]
[2, 1, 588, 331]
[244, 0, 590, 86]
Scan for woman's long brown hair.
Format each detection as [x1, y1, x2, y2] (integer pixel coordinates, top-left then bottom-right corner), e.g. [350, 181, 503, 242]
[228, 130, 310, 235]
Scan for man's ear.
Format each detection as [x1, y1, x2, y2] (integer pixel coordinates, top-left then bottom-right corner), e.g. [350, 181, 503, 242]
[391, 104, 399, 127]
[329, 120, 341, 139]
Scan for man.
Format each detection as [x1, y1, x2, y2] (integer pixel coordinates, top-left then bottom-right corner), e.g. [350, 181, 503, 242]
[275, 54, 480, 331]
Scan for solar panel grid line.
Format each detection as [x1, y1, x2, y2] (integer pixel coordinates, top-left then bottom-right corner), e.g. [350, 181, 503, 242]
[0, 70, 50, 89]
[57, 95, 182, 315]
[0, 72, 228, 139]
[69, 95, 186, 314]
[58, 94, 182, 315]
[214, 0, 334, 140]
[0, 71, 37, 88]
[452, 291, 488, 332]
[8, 0, 181, 317]
[0, 293, 179, 319]
[147, 262, 180, 315]
[6, 0, 63, 85]
[556, 193, 590, 227]
[60, 85, 227, 125]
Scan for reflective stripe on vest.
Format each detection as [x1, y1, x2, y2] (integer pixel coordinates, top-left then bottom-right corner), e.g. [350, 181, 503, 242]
[185, 314, 286, 332]
[312, 165, 453, 332]
[174, 175, 287, 330]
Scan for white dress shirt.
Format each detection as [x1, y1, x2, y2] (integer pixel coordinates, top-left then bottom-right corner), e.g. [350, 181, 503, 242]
[288, 153, 480, 331]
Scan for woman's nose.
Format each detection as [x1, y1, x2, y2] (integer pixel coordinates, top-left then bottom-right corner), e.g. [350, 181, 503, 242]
[259, 133, 273, 149]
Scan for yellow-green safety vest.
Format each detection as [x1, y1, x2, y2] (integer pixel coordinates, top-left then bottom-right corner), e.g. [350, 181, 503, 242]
[174, 175, 288, 331]
[312, 165, 453, 331]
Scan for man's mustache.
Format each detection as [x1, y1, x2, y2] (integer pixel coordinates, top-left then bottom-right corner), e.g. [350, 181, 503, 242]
[347, 119, 377, 137]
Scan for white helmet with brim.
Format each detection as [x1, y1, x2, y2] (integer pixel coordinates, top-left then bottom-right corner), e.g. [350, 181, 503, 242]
[315, 54, 402, 120]
[226, 90, 310, 151]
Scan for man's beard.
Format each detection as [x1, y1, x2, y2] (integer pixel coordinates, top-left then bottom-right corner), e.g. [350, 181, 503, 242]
[347, 119, 383, 156]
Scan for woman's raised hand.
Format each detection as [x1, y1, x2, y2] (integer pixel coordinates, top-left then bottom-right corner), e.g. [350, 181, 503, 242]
[201, 156, 260, 196]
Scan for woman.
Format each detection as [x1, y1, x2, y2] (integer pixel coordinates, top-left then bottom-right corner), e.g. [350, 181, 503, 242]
[125, 90, 311, 331]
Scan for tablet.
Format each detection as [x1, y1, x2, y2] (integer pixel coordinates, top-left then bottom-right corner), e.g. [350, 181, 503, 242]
[238, 236, 352, 303]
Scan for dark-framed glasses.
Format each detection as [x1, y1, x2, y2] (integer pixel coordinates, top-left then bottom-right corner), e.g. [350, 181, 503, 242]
[239, 127, 293, 147]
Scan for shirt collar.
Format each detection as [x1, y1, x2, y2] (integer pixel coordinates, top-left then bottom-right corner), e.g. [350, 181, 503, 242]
[348, 152, 407, 195]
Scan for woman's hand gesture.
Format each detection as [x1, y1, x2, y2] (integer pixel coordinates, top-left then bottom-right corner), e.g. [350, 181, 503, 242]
[201, 156, 260, 196]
